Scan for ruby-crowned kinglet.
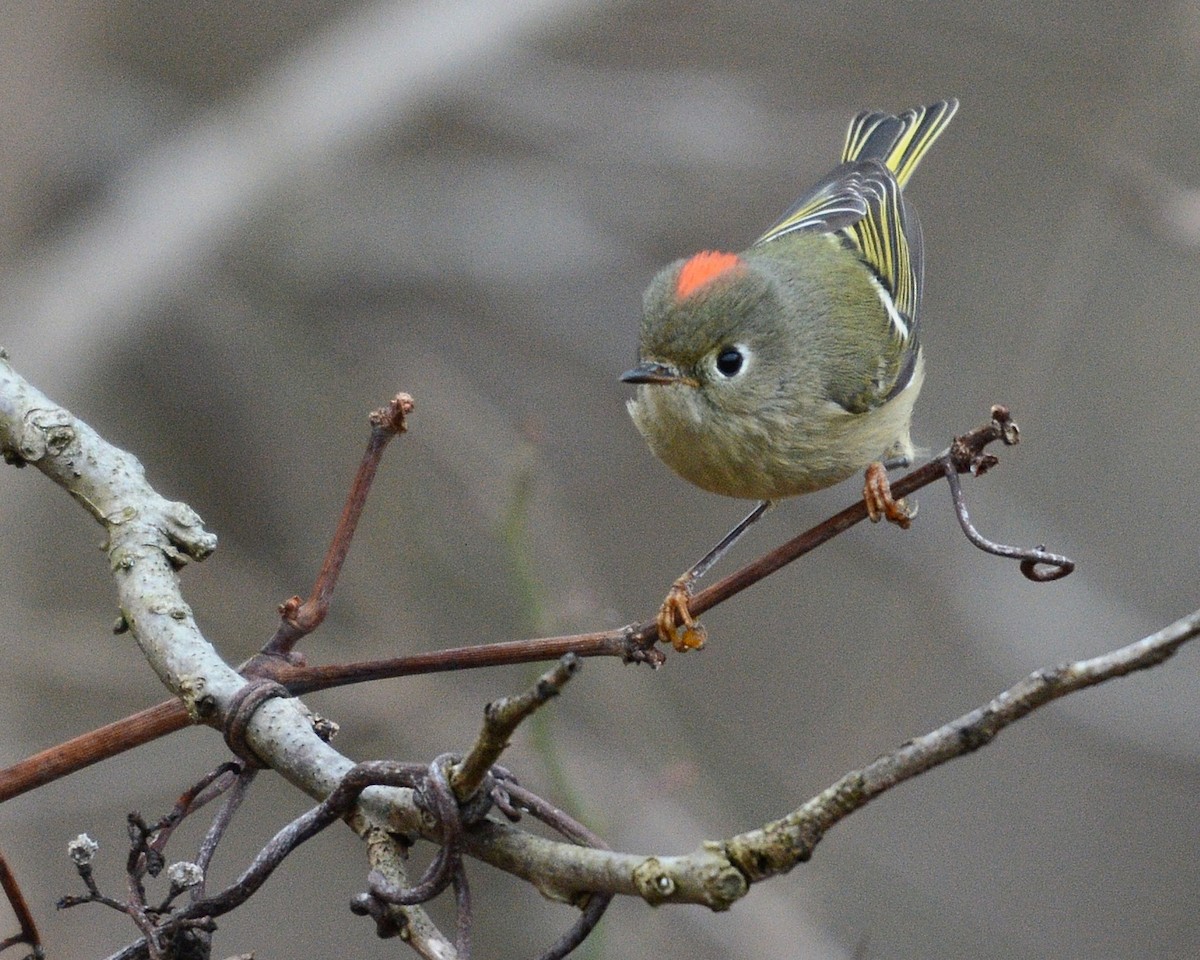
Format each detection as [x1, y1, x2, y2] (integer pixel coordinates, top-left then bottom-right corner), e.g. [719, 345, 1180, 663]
[621, 100, 958, 650]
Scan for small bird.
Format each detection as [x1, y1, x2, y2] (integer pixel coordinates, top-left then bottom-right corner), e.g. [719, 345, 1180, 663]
[622, 100, 958, 651]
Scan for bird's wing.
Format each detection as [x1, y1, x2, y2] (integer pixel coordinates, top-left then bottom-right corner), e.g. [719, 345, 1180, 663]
[753, 159, 921, 324]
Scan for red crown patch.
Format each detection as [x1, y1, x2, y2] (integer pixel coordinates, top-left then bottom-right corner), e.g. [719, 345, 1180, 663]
[674, 251, 742, 300]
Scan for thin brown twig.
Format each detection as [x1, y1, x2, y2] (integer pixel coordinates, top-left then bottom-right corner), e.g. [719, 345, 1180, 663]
[264, 393, 414, 656]
[192, 767, 257, 898]
[0, 851, 42, 958]
[147, 763, 244, 862]
[645, 404, 1072, 646]
[0, 701, 189, 805]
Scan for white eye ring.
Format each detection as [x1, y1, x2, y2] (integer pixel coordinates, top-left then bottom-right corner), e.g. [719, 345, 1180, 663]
[713, 344, 749, 378]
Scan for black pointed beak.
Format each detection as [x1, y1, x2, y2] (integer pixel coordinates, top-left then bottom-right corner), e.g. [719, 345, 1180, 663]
[620, 360, 684, 385]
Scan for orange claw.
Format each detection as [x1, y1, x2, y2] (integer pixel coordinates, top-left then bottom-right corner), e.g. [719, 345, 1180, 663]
[657, 578, 707, 652]
[864, 461, 914, 529]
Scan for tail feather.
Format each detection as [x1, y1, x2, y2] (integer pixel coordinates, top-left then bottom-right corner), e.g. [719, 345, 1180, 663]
[842, 100, 958, 189]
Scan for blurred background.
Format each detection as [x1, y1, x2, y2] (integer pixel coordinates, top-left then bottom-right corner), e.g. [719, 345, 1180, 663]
[0, 1, 1198, 957]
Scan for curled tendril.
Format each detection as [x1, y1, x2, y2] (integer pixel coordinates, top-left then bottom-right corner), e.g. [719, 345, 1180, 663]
[943, 464, 1074, 582]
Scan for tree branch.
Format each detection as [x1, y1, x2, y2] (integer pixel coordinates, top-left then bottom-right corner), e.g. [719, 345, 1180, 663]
[460, 606, 1200, 908]
[450, 654, 580, 801]
[3, 351, 1185, 958]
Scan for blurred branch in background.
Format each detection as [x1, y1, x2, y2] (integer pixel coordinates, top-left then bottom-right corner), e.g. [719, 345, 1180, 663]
[0, 0, 607, 377]
[1112, 154, 1200, 249]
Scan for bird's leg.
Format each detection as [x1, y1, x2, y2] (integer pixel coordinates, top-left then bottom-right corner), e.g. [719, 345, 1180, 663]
[657, 499, 773, 651]
[864, 459, 914, 528]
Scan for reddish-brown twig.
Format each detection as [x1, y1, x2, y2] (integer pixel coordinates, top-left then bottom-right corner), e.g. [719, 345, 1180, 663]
[647, 405, 1073, 647]
[0, 851, 42, 957]
[264, 393, 414, 656]
[0, 701, 189, 805]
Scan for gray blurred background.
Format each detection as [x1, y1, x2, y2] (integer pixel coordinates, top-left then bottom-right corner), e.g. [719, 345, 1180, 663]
[0, 1, 1198, 957]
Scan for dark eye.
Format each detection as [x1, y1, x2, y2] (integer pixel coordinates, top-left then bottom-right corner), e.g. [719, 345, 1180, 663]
[715, 347, 745, 377]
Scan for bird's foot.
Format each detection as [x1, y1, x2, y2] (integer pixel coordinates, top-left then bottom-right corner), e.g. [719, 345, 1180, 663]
[864, 461, 914, 528]
[657, 577, 707, 652]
